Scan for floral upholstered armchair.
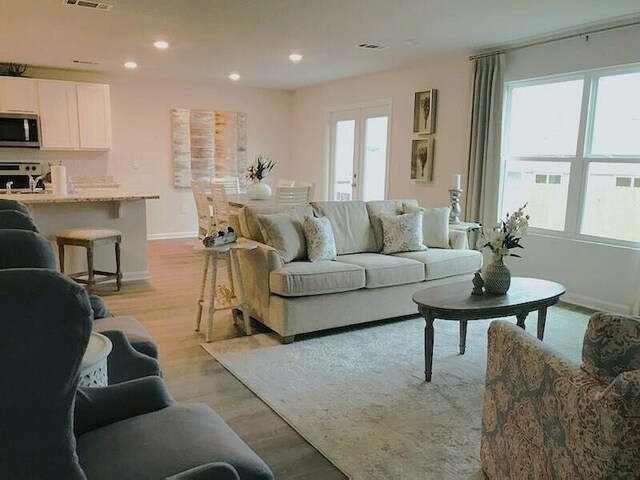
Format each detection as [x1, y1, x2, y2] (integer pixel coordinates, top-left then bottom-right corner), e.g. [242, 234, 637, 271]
[481, 312, 640, 479]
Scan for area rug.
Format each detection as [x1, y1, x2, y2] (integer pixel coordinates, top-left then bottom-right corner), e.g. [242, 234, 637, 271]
[202, 306, 590, 480]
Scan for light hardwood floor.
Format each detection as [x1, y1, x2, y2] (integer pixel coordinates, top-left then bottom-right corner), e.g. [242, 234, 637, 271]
[97, 238, 346, 480]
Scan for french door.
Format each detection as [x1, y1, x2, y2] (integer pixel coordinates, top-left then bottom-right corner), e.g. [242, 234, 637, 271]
[328, 102, 391, 201]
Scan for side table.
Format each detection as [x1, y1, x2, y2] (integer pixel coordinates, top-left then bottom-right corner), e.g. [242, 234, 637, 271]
[195, 240, 257, 342]
[449, 221, 482, 250]
[80, 332, 112, 387]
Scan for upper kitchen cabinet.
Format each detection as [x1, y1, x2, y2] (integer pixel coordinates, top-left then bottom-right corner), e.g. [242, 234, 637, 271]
[0, 77, 39, 113]
[37, 79, 112, 151]
[77, 83, 112, 150]
[38, 80, 79, 150]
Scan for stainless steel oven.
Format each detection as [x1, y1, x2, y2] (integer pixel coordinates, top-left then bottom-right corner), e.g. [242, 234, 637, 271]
[0, 113, 41, 148]
[0, 162, 43, 193]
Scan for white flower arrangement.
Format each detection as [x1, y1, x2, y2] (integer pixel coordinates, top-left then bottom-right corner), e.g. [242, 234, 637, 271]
[477, 204, 530, 257]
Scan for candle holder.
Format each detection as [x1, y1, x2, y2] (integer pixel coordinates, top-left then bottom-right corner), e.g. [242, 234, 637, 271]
[448, 188, 462, 224]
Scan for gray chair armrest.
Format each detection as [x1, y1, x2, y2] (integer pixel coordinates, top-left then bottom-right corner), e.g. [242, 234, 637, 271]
[100, 330, 161, 384]
[74, 376, 175, 436]
[166, 463, 240, 480]
[89, 295, 112, 318]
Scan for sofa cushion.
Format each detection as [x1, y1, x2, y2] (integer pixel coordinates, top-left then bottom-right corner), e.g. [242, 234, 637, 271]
[239, 205, 313, 243]
[270, 260, 365, 297]
[311, 201, 377, 254]
[366, 199, 419, 251]
[380, 212, 427, 254]
[582, 312, 640, 385]
[337, 253, 425, 288]
[394, 249, 482, 281]
[404, 204, 451, 249]
[257, 212, 306, 263]
[303, 215, 337, 262]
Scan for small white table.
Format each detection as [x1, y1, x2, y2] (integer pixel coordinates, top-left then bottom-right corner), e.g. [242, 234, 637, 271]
[80, 332, 112, 387]
[450, 221, 482, 250]
[195, 240, 257, 342]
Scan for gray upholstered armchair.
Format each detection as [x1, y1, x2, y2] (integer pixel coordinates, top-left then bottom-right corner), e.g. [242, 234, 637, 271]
[0, 269, 273, 480]
[481, 313, 640, 479]
[0, 198, 31, 215]
[0, 229, 160, 384]
[0, 209, 38, 231]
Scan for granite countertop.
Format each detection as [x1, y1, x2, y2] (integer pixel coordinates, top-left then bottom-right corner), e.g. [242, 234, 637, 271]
[1, 189, 160, 204]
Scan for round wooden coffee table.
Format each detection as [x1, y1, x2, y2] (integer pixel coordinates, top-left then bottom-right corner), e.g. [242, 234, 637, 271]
[412, 277, 566, 382]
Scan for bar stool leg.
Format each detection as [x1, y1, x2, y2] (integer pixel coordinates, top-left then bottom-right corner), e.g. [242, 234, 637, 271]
[58, 243, 65, 273]
[115, 240, 122, 291]
[205, 253, 218, 343]
[196, 252, 211, 332]
[86, 244, 95, 295]
[231, 249, 252, 335]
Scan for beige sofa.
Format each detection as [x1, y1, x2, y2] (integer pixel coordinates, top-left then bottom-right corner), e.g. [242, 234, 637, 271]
[230, 199, 483, 342]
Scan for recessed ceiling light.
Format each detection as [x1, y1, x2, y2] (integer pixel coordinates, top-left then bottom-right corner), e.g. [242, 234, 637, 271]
[154, 40, 169, 50]
[124, 61, 138, 69]
[288, 53, 303, 63]
[228, 72, 240, 81]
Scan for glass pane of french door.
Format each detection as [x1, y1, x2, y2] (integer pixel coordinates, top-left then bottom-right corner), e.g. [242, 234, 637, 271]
[361, 115, 388, 201]
[333, 119, 356, 201]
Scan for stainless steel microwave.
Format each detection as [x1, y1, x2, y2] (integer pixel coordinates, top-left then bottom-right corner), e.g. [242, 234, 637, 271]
[0, 113, 41, 148]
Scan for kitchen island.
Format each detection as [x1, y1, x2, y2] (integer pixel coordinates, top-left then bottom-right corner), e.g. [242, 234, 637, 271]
[3, 189, 159, 282]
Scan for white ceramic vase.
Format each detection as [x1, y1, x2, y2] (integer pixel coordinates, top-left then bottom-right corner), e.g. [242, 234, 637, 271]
[246, 179, 272, 200]
[482, 253, 511, 295]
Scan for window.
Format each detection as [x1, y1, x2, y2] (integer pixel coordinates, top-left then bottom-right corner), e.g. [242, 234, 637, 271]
[501, 65, 640, 246]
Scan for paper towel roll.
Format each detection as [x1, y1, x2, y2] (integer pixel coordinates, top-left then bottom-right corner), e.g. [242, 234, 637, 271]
[51, 165, 68, 195]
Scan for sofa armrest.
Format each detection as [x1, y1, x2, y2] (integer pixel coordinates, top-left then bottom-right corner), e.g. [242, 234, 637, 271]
[228, 213, 242, 236]
[166, 463, 240, 480]
[74, 376, 175, 436]
[235, 240, 284, 322]
[481, 320, 640, 479]
[448, 229, 469, 250]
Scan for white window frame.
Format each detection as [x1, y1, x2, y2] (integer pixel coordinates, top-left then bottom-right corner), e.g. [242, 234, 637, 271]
[500, 62, 640, 249]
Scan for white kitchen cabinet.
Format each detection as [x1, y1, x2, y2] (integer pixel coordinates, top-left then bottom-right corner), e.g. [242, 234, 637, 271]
[38, 80, 79, 150]
[0, 77, 39, 113]
[77, 83, 112, 150]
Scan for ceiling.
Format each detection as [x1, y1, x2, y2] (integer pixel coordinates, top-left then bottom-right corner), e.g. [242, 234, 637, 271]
[1, 0, 639, 90]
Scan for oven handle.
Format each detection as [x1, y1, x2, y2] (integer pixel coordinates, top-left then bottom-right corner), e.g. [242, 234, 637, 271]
[23, 119, 30, 142]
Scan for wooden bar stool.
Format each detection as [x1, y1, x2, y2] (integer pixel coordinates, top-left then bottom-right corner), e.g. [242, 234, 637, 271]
[56, 228, 123, 295]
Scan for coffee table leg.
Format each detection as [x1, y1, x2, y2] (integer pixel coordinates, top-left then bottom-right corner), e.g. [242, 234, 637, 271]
[424, 313, 435, 382]
[459, 320, 468, 354]
[537, 307, 547, 341]
[516, 312, 528, 330]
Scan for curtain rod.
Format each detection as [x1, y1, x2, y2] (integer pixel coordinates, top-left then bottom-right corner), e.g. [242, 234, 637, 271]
[469, 19, 640, 61]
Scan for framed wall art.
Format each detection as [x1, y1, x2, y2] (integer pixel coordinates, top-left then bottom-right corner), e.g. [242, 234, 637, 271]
[411, 137, 434, 182]
[172, 108, 247, 188]
[413, 89, 437, 134]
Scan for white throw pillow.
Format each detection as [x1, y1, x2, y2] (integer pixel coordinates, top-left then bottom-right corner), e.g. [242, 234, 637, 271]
[303, 215, 337, 262]
[379, 212, 428, 254]
[403, 204, 450, 249]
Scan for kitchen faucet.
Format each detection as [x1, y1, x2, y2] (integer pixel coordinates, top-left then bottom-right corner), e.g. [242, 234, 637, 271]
[5, 181, 13, 193]
[28, 175, 43, 193]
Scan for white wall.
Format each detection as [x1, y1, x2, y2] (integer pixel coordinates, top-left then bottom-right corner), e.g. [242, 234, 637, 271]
[287, 27, 640, 315]
[0, 69, 292, 238]
[289, 57, 473, 208]
[504, 27, 640, 315]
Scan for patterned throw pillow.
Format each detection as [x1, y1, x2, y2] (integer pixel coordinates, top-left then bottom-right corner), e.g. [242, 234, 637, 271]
[303, 215, 337, 262]
[403, 204, 450, 249]
[379, 212, 427, 254]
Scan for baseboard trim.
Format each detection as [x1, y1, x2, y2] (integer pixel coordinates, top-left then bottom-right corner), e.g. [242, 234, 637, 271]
[98, 271, 150, 283]
[562, 292, 632, 316]
[148, 231, 198, 240]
